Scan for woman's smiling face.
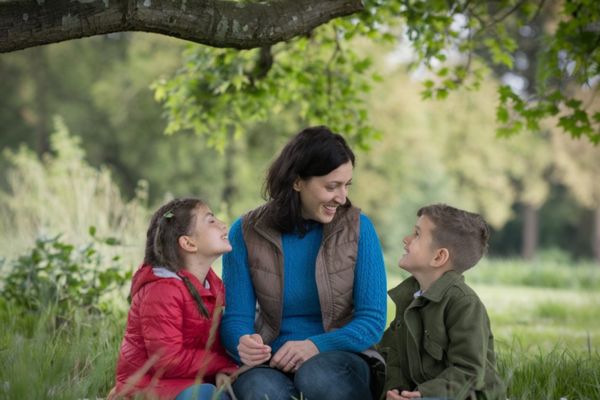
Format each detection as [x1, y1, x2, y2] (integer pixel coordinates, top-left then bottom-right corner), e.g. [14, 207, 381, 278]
[293, 161, 353, 224]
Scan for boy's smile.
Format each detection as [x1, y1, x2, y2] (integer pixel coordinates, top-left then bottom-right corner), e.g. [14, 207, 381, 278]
[399, 215, 438, 274]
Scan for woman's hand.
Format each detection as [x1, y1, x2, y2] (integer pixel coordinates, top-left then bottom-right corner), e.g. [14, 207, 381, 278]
[238, 334, 271, 366]
[215, 372, 230, 388]
[270, 339, 319, 372]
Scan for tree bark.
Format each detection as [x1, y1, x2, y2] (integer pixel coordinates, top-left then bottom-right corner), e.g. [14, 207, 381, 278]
[0, 0, 363, 53]
[521, 202, 538, 260]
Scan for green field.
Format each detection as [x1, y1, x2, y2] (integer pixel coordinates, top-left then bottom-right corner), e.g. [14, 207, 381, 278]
[2, 259, 600, 399]
[386, 273, 600, 352]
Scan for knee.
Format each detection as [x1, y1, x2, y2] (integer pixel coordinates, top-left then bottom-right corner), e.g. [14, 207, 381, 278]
[175, 383, 216, 400]
[233, 367, 298, 400]
[295, 351, 371, 400]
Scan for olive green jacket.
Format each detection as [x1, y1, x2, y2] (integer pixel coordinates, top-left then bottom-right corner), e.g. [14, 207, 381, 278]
[378, 271, 506, 400]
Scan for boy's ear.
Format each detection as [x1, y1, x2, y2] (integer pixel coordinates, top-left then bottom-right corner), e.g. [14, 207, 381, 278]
[178, 235, 197, 252]
[431, 247, 450, 268]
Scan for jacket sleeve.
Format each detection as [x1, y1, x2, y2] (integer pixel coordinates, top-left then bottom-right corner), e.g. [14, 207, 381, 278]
[139, 282, 237, 379]
[417, 295, 491, 399]
[220, 218, 257, 362]
[309, 214, 387, 352]
[377, 325, 414, 398]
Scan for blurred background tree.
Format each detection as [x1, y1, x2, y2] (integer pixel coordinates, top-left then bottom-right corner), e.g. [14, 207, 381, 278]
[0, 0, 598, 263]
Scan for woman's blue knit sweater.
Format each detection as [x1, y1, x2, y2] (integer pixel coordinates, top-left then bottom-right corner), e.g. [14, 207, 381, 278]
[220, 213, 387, 362]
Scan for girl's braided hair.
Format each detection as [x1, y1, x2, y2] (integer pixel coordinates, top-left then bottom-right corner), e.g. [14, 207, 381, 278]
[144, 197, 209, 317]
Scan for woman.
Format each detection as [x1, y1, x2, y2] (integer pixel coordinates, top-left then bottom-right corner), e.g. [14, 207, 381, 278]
[221, 126, 387, 400]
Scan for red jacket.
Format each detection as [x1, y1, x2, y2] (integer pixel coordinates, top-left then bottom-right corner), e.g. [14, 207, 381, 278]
[114, 265, 238, 399]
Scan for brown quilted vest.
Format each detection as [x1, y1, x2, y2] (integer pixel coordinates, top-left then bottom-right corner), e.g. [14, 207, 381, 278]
[241, 204, 361, 345]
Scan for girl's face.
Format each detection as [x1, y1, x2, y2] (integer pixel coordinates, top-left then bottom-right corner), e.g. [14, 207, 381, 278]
[293, 161, 353, 224]
[185, 204, 232, 257]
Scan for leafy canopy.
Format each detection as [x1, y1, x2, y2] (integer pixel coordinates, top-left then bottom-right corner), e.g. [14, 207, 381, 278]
[388, 0, 599, 142]
[157, 0, 599, 145]
[153, 0, 399, 149]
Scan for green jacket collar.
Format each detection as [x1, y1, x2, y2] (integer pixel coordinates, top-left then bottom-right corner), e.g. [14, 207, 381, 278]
[388, 270, 464, 304]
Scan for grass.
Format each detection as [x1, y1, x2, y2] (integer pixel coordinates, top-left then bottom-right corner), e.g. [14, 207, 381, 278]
[0, 303, 124, 400]
[499, 343, 600, 399]
[1, 259, 599, 399]
[468, 257, 600, 290]
[387, 261, 600, 351]
[383, 259, 600, 398]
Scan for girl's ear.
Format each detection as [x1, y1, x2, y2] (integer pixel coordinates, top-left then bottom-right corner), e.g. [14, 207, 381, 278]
[431, 247, 450, 268]
[178, 235, 197, 252]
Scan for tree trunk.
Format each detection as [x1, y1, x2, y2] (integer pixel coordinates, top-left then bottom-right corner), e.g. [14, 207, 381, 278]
[0, 0, 363, 53]
[594, 206, 600, 265]
[221, 126, 236, 221]
[29, 48, 50, 156]
[521, 202, 538, 260]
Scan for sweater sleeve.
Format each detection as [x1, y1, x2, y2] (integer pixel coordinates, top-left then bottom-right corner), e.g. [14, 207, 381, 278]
[309, 214, 387, 352]
[220, 217, 256, 362]
[139, 282, 236, 379]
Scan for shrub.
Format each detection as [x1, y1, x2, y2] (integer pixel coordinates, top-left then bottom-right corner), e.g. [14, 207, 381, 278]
[0, 115, 148, 263]
[0, 229, 131, 325]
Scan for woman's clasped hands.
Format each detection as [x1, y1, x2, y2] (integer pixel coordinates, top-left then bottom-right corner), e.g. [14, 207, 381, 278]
[238, 334, 319, 373]
[269, 339, 319, 372]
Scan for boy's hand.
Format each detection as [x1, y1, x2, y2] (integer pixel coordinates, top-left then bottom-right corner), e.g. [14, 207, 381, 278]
[238, 334, 271, 366]
[270, 339, 319, 372]
[386, 389, 422, 400]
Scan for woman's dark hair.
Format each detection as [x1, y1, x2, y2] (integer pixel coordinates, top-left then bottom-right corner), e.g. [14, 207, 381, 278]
[263, 126, 355, 233]
[143, 197, 209, 317]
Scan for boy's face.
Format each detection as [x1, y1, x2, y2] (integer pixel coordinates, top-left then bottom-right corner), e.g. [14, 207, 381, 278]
[399, 214, 438, 273]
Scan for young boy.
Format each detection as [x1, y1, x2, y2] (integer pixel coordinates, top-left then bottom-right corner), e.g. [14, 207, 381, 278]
[378, 204, 506, 400]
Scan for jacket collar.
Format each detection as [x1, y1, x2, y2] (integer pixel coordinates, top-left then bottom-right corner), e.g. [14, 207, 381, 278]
[388, 270, 463, 304]
[178, 268, 223, 298]
[421, 270, 463, 302]
[387, 276, 418, 304]
[130, 264, 221, 298]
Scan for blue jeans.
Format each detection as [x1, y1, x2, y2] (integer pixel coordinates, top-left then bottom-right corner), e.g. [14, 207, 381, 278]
[175, 383, 231, 400]
[232, 351, 372, 400]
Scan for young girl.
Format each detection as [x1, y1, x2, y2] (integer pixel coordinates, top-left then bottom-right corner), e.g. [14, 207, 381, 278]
[112, 198, 237, 400]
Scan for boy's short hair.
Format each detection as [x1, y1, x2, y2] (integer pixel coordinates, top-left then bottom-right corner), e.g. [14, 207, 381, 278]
[417, 204, 490, 272]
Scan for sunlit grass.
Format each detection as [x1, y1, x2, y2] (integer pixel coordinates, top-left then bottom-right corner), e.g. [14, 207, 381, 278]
[0, 119, 148, 263]
[498, 341, 600, 399]
[470, 257, 600, 290]
[0, 303, 124, 400]
[383, 261, 600, 398]
[2, 250, 600, 398]
[386, 261, 600, 353]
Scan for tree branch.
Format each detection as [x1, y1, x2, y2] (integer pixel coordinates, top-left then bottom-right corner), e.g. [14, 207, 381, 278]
[0, 0, 364, 53]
